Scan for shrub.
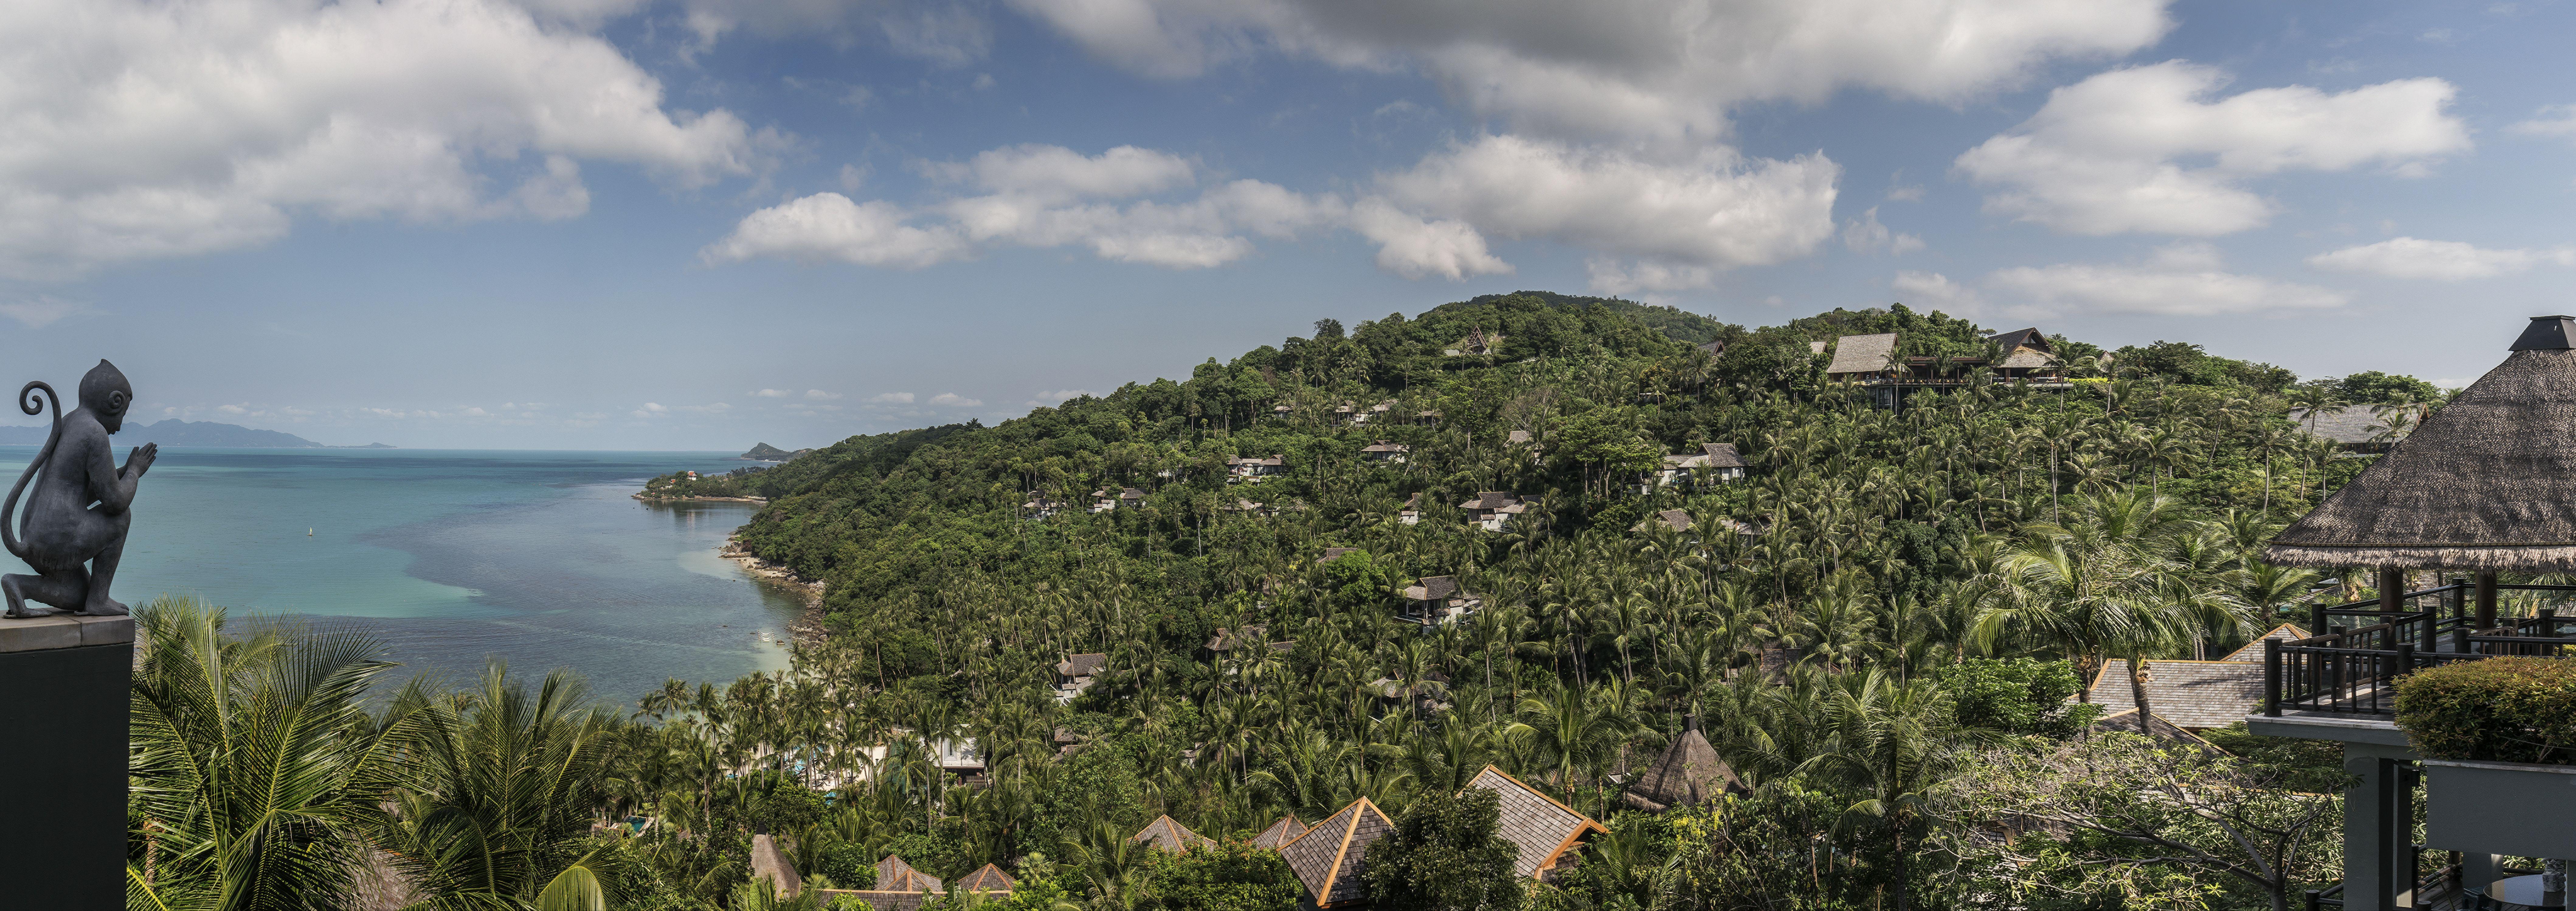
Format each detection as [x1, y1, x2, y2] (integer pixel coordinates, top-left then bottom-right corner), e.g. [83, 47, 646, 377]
[2395, 656, 2576, 763]
[1941, 658, 2098, 738]
[1363, 787, 1522, 911]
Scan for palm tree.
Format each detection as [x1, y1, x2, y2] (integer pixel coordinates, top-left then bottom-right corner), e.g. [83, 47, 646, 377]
[129, 597, 418, 911]
[1802, 671, 1961, 911]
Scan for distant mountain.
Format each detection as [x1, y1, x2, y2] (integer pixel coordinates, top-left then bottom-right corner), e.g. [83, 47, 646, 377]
[742, 442, 812, 461]
[0, 419, 391, 449]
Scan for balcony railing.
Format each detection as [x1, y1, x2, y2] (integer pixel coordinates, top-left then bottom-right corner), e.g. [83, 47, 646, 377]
[2265, 581, 2576, 717]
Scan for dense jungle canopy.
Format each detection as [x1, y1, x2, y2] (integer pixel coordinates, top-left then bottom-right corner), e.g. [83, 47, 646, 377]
[143, 291, 2444, 910]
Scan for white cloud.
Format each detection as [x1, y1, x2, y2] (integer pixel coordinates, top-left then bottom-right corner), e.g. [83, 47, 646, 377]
[1376, 136, 1840, 289]
[1348, 199, 1510, 280]
[1007, 0, 2169, 143]
[702, 194, 972, 267]
[1956, 62, 2469, 235]
[922, 144, 1197, 199]
[867, 392, 916, 404]
[708, 145, 1345, 271]
[632, 402, 669, 418]
[2307, 237, 2576, 280]
[1891, 271, 1985, 312]
[2509, 105, 2576, 142]
[216, 404, 247, 416]
[0, 296, 86, 328]
[928, 393, 982, 407]
[656, 0, 992, 64]
[1842, 207, 1924, 255]
[804, 389, 842, 400]
[753, 389, 793, 397]
[0, 0, 768, 279]
[1985, 242, 2347, 316]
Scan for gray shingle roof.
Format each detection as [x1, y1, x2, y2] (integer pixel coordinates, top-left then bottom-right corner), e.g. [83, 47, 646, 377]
[1460, 491, 1523, 510]
[1057, 653, 1108, 677]
[2287, 404, 2387, 445]
[1700, 443, 1744, 467]
[1464, 766, 1607, 880]
[954, 864, 1015, 894]
[1131, 815, 1218, 854]
[1280, 798, 1395, 907]
[1402, 576, 1461, 601]
[1826, 333, 1898, 375]
[1252, 815, 1308, 849]
[2221, 624, 2313, 662]
[2081, 659, 2266, 730]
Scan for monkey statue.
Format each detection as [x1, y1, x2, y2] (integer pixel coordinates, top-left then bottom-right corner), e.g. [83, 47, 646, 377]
[2, 361, 156, 618]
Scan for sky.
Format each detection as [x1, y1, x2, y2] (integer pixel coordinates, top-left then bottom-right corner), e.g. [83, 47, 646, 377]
[4, 0, 2574, 449]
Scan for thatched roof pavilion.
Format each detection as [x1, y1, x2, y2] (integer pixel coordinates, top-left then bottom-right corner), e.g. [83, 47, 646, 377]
[2267, 316, 2576, 573]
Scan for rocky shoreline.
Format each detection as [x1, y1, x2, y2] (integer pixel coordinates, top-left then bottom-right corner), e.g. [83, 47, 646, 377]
[721, 538, 826, 646]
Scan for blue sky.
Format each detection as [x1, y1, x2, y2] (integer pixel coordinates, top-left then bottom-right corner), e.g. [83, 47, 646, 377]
[4, 0, 2573, 449]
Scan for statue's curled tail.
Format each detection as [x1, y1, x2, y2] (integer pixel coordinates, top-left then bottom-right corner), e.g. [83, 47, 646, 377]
[2, 382, 60, 560]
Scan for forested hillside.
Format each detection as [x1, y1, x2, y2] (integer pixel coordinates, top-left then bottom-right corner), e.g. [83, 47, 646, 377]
[600, 290, 2416, 907]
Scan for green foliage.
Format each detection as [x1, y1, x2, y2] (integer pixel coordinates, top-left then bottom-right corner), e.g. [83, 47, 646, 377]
[1363, 787, 1524, 911]
[815, 843, 880, 889]
[2396, 655, 2576, 763]
[1939, 658, 2098, 737]
[2331, 370, 2441, 405]
[1139, 841, 1301, 911]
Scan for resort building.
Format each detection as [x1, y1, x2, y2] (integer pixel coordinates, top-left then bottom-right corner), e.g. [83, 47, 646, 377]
[953, 865, 1015, 896]
[1360, 440, 1409, 463]
[1280, 798, 1396, 908]
[1020, 495, 1067, 519]
[1203, 624, 1267, 658]
[1227, 455, 1286, 482]
[1458, 491, 1527, 532]
[1823, 326, 2072, 409]
[1465, 766, 1609, 882]
[2249, 315, 2576, 911]
[1397, 492, 1423, 525]
[1130, 815, 1219, 854]
[2073, 625, 2309, 733]
[1645, 442, 1746, 489]
[1399, 576, 1483, 626]
[1413, 409, 1442, 426]
[1251, 814, 1307, 849]
[1055, 653, 1108, 704]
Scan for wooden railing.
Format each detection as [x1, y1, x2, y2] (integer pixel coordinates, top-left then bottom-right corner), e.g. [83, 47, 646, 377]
[2266, 581, 2576, 717]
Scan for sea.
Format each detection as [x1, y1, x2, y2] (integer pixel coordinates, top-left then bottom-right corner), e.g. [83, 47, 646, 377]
[0, 447, 804, 706]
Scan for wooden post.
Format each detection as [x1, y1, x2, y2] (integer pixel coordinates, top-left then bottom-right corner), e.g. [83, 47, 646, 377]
[2476, 570, 2499, 630]
[2380, 566, 2408, 613]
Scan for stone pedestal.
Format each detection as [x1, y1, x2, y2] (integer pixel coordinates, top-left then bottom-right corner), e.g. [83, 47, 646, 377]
[0, 615, 133, 910]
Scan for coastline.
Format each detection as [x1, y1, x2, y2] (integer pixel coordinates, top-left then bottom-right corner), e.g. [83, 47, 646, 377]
[634, 493, 769, 504]
[722, 537, 825, 646]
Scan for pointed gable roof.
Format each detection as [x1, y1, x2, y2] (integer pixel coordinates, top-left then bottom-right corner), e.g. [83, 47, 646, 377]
[954, 863, 1016, 894]
[1623, 727, 1743, 812]
[1130, 815, 1217, 854]
[1986, 327, 2050, 353]
[1464, 766, 1609, 879]
[1699, 442, 1744, 467]
[876, 855, 943, 893]
[1252, 814, 1308, 849]
[1825, 333, 1897, 375]
[2268, 319, 2576, 571]
[1279, 798, 1395, 907]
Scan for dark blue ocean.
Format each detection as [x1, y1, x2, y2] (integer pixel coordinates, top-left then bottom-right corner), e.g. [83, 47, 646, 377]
[0, 447, 800, 705]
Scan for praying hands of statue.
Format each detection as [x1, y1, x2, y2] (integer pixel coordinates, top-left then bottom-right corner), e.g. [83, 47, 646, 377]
[2, 360, 154, 618]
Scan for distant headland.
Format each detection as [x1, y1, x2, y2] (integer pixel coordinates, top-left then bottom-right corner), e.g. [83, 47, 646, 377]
[0, 418, 390, 449]
[739, 442, 810, 461]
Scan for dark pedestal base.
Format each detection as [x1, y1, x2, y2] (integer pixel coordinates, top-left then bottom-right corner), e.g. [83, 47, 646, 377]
[0, 623, 132, 911]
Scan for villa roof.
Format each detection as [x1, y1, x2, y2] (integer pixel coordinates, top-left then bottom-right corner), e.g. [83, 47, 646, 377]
[954, 864, 1016, 894]
[1399, 492, 1423, 511]
[1987, 327, 2051, 353]
[1057, 653, 1108, 677]
[1319, 547, 1359, 563]
[1206, 625, 1268, 651]
[751, 834, 804, 899]
[877, 855, 944, 893]
[1131, 815, 1218, 854]
[1507, 429, 1534, 445]
[1460, 491, 1523, 511]
[1119, 487, 1147, 500]
[1700, 443, 1744, 467]
[1280, 797, 1395, 907]
[1465, 766, 1609, 879]
[2268, 317, 2576, 571]
[1623, 726, 1742, 812]
[1230, 455, 1285, 467]
[1826, 333, 1899, 375]
[1361, 441, 1409, 453]
[2287, 404, 2388, 446]
[1650, 509, 1693, 532]
[1252, 814, 1308, 849]
[2221, 624, 2314, 662]
[2081, 659, 2265, 730]
[1402, 576, 1464, 602]
[2087, 708, 2223, 751]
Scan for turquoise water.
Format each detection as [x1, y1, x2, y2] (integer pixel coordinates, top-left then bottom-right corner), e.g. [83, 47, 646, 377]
[0, 447, 802, 704]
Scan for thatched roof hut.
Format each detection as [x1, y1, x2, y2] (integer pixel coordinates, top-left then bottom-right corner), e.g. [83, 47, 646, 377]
[1623, 725, 1744, 812]
[2267, 316, 2576, 572]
